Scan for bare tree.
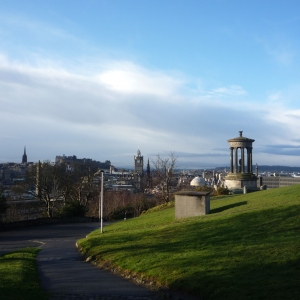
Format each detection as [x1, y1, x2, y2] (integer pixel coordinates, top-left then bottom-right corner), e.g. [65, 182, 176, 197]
[130, 193, 147, 217]
[23, 161, 102, 218]
[151, 152, 178, 202]
[69, 167, 99, 206]
[0, 186, 8, 222]
[35, 162, 64, 217]
[103, 190, 131, 219]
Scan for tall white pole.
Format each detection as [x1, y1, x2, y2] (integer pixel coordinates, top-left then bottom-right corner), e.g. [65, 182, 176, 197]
[98, 179, 101, 228]
[100, 171, 104, 233]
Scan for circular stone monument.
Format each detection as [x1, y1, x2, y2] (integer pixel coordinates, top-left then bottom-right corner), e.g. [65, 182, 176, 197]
[224, 131, 257, 190]
[190, 176, 206, 187]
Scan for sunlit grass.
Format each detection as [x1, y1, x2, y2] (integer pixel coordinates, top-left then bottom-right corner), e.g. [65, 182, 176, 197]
[78, 185, 300, 299]
[0, 248, 48, 300]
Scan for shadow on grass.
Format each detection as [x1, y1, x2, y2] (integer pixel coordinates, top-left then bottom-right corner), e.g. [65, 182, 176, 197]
[169, 257, 300, 300]
[210, 201, 248, 214]
[80, 205, 300, 300]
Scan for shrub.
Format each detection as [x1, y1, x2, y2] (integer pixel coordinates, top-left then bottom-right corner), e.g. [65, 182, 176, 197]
[196, 186, 217, 196]
[216, 187, 230, 195]
[60, 201, 87, 217]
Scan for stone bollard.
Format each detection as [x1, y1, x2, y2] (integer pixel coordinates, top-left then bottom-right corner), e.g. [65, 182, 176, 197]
[175, 191, 210, 219]
[243, 185, 247, 194]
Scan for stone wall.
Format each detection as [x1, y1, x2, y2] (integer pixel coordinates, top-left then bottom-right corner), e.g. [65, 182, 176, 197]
[259, 176, 300, 189]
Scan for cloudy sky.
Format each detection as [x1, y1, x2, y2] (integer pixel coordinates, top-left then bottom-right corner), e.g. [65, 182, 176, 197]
[1, 0, 300, 168]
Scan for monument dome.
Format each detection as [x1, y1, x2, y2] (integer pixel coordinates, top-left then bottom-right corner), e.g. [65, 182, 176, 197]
[190, 176, 206, 187]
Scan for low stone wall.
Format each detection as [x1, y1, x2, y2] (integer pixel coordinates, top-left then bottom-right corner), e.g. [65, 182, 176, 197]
[175, 191, 210, 219]
[0, 216, 98, 231]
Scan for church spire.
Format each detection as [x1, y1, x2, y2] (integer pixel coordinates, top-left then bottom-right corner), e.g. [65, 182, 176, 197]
[146, 158, 152, 188]
[22, 146, 27, 164]
[147, 158, 150, 177]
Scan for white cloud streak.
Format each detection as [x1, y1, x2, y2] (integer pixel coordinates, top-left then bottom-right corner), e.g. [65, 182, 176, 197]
[1, 54, 300, 167]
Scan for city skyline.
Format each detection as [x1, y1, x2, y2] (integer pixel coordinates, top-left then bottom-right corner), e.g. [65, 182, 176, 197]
[2, 147, 300, 172]
[1, 1, 300, 167]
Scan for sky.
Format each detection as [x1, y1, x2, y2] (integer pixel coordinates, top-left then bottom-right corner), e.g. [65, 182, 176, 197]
[1, 0, 300, 169]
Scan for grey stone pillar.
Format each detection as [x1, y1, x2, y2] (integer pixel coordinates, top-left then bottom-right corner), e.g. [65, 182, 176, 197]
[230, 148, 233, 173]
[241, 147, 245, 173]
[234, 148, 238, 173]
[250, 148, 253, 173]
[247, 147, 250, 173]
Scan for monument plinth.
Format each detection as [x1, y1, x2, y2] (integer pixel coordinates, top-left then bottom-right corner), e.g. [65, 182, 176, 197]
[175, 191, 210, 219]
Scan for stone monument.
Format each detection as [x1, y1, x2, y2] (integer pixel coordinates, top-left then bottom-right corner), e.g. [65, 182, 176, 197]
[224, 131, 257, 190]
[175, 191, 210, 219]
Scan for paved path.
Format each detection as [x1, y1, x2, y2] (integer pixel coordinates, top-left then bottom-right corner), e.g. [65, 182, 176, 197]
[0, 222, 161, 300]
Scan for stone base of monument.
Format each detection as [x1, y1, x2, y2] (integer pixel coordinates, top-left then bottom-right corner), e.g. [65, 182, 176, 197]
[224, 173, 258, 190]
[175, 191, 210, 219]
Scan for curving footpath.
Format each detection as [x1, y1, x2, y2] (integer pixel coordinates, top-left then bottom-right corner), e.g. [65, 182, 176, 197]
[0, 222, 161, 300]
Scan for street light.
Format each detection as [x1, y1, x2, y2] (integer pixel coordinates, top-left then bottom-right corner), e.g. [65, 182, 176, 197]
[100, 170, 104, 233]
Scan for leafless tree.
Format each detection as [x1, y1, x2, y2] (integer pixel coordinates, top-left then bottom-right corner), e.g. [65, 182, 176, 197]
[35, 162, 64, 217]
[130, 193, 147, 217]
[0, 186, 8, 222]
[151, 152, 178, 202]
[103, 190, 129, 217]
[69, 167, 99, 206]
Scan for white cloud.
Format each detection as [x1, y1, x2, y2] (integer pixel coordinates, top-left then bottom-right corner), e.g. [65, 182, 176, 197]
[1, 54, 300, 166]
[265, 107, 300, 140]
[96, 61, 184, 97]
[209, 85, 247, 97]
[263, 87, 300, 143]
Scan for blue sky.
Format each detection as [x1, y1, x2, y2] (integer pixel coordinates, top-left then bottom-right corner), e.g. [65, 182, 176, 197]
[1, 0, 300, 168]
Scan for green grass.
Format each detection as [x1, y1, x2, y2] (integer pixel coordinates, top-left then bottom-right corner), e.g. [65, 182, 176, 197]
[0, 248, 48, 300]
[78, 185, 300, 300]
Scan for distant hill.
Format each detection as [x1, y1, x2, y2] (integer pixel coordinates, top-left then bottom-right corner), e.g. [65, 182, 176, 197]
[215, 165, 300, 173]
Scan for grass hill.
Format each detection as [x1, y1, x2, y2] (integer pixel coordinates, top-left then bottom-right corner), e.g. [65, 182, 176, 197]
[77, 185, 300, 300]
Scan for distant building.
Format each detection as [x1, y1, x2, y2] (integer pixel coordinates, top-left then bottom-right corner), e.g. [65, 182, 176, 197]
[22, 147, 27, 164]
[259, 176, 300, 189]
[55, 154, 111, 169]
[98, 150, 145, 193]
[55, 154, 77, 165]
[133, 149, 144, 191]
[0, 162, 32, 186]
[134, 149, 144, 175]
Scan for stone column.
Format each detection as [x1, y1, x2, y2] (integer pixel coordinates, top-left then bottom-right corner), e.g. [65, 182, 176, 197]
[241, 147, 245, 173]
[234, 148, 238, 173]
[230, 148, 233, 173]
[250, 148, 253, 173]
[247, 147, 250, 173]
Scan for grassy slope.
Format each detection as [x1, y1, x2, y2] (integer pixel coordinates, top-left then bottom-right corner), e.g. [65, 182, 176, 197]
[0, 248, 48, 300]
[78, 185, 300, 300]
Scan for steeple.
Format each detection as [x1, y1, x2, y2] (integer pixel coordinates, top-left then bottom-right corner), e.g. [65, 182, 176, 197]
[22, 146, 27, 164]
[146, 158, 152, 188]
[146, 158, 150, 177]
